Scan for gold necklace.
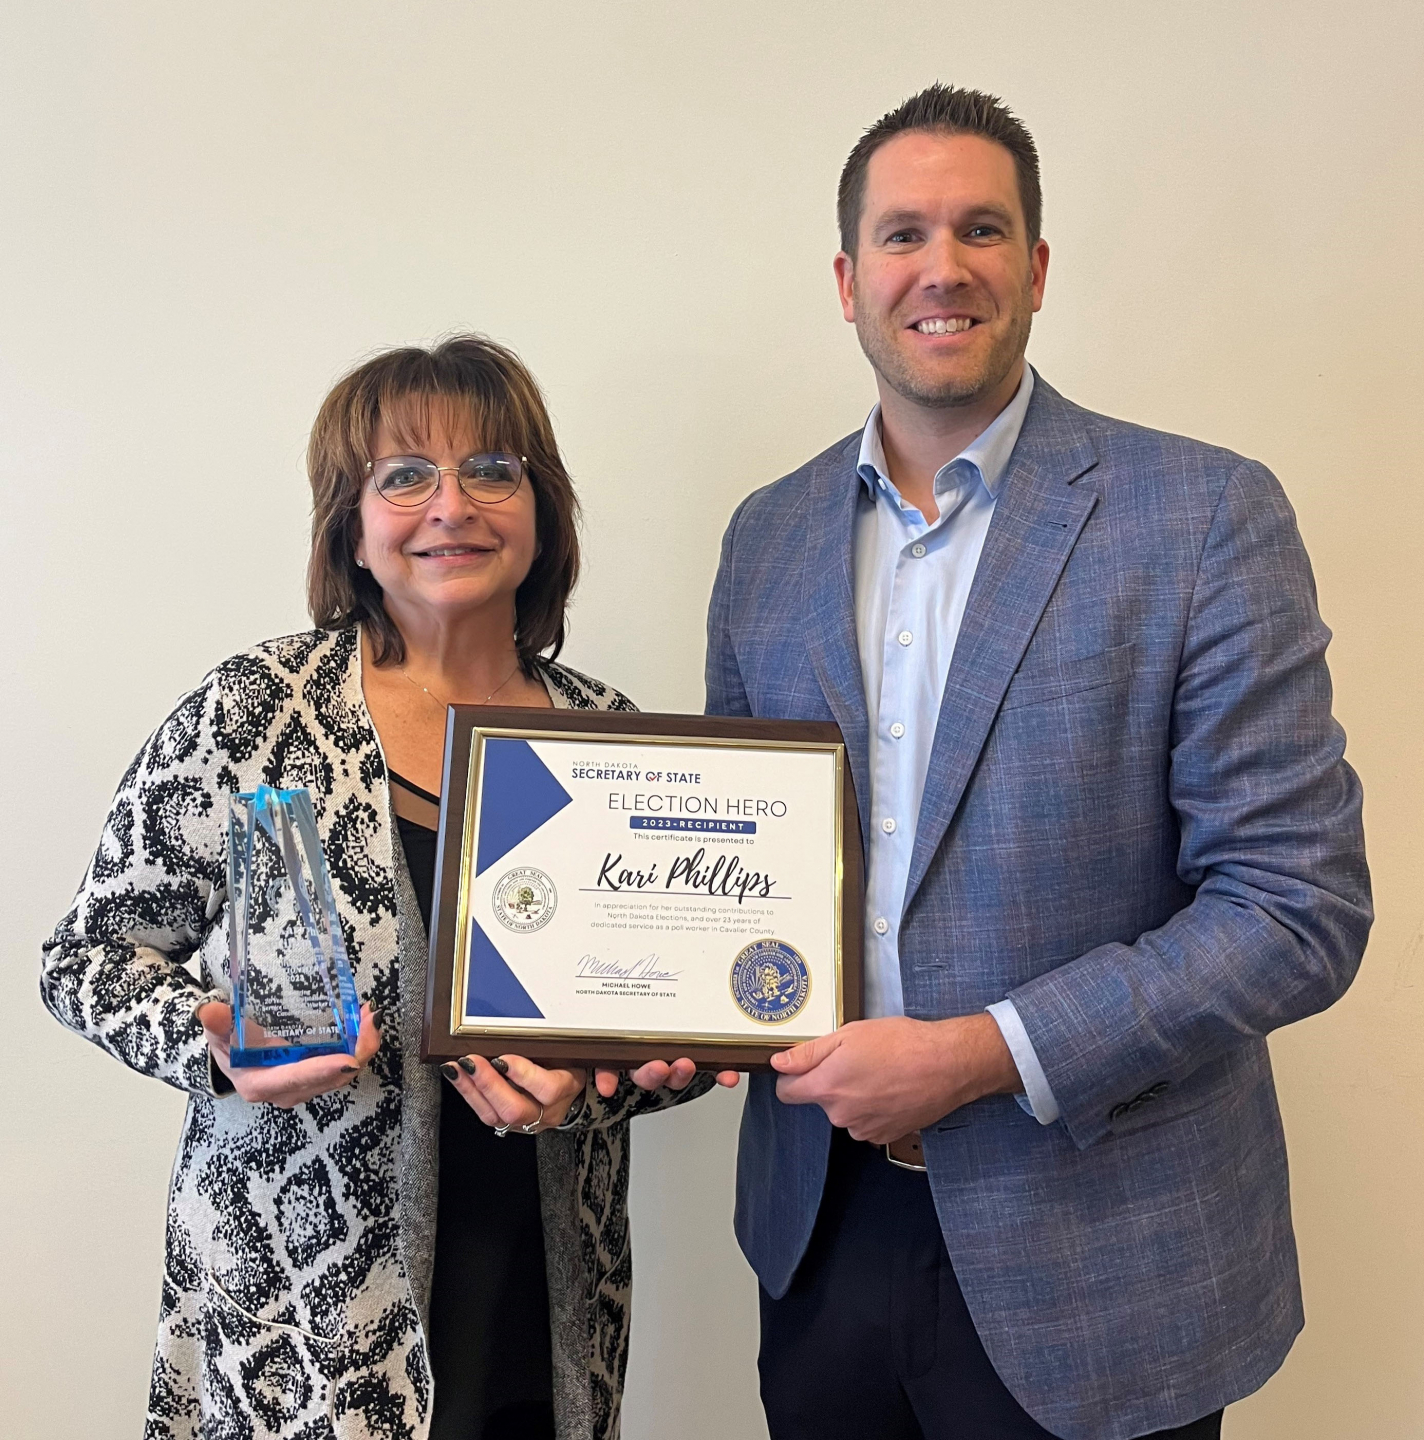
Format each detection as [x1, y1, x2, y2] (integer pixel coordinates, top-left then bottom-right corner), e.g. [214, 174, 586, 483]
[400, 659, 521, 709]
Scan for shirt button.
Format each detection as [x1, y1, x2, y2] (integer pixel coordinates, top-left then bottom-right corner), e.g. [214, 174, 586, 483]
[889, 722, 905, 739]
[897, 630, 913, 647]
[911, 542, 927, 558]
[881, 817, 897, 834]
[873, 917, 889, 936]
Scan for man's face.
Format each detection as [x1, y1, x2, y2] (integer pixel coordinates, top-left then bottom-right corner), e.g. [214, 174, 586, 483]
[835, 131, 1048, 410]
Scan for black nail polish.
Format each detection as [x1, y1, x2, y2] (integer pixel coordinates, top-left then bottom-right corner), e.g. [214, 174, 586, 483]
[456, 1056, 478, 1076]
[340, 1065, 359, 1075]
[439, 1063, 459, 1083]
[488, 1056, 510, 1076]
[371, 1009, 385, 1031]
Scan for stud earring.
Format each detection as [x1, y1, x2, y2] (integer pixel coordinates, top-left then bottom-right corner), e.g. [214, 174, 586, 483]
[356, 559, 367, 568]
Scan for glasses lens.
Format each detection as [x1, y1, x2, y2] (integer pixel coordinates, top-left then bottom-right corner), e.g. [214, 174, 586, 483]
[372, 458, 439, 505]
[458, 453, 524, 503]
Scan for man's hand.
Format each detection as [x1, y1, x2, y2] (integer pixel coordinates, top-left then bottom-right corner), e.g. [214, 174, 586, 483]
[769, 1014, 1022, 1144]
[198, 1001, 382, 1109]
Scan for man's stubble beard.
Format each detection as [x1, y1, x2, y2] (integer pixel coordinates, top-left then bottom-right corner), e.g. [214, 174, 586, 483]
[854, 274, 1035, 411]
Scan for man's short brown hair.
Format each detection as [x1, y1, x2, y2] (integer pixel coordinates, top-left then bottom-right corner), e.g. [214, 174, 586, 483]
[837, 83, 1042, 256]
[306, 334, 580, 668]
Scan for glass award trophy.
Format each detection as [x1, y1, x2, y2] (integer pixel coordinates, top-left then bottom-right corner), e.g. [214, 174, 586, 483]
[226, 785, 361, 1067]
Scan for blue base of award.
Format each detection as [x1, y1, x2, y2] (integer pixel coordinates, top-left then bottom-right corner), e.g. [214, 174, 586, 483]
[227, 785, 362, 1069]
[229, 1041, 354, 1067]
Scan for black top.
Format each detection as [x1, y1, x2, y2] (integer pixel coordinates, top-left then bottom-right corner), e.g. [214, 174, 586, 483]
[392, 769, 555, 1440]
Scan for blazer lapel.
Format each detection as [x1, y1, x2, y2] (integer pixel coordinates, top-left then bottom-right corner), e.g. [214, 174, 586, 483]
[902, 384, 1100, 914]
[803, 437, 873, 843]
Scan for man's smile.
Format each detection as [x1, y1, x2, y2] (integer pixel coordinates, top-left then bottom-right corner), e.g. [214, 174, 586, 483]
[910, 316, 979, 335]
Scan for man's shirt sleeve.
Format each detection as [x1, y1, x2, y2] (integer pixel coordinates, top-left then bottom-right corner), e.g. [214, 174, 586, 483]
[987, 999, 1061, 1125]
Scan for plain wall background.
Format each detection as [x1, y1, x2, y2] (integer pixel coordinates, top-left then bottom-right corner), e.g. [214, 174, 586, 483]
[2, 3, 1420, 1436]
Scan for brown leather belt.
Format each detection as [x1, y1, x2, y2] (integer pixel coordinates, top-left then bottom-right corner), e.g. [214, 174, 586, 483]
[883, 1131, 926, 1171]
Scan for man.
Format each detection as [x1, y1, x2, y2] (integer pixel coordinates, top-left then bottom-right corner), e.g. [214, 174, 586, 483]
[706, 84, 1370, 1440]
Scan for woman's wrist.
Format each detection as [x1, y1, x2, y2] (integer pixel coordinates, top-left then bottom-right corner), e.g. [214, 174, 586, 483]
[554, 1081, 593, 1130]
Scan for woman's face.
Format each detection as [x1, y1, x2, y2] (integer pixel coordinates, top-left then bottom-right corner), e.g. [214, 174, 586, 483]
[354, 404, 539, 634]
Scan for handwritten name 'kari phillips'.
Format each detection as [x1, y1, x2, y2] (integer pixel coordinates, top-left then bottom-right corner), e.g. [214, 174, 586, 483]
[595, 846, 778, 904]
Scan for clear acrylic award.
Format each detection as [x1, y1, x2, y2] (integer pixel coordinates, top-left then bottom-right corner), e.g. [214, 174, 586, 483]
[226, 785, 361, 1067]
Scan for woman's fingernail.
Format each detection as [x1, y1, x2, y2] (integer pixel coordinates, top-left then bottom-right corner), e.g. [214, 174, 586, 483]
[456, 1056, 478, 1077]
[488, 1056, 509, 1076]
[341, 1065, 359, 1075]
[439, 1063, 460, 1083]
[371, 1009, 385, 1030]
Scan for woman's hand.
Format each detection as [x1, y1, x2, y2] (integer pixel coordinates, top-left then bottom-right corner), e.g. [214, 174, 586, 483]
[443, 1054, 744, 1135]
[441, 1054, 587, 1132]
[594, 1061, 742, 1096]
[197, 1001, 382, 1108]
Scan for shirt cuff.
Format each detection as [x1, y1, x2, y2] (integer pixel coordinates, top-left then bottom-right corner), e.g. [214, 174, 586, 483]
[986, 1000, 1061, 1126]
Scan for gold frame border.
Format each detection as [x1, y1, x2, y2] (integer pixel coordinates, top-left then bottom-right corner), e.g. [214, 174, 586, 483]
[449, 728, 846, 1046]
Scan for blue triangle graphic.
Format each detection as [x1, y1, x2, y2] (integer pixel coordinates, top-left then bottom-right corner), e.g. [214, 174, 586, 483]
[466, 919, 545, 1020]
[476, 738, 573, 876]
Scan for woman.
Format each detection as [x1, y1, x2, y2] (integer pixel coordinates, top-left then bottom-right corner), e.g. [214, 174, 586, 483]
[40, 334, 734, 1440]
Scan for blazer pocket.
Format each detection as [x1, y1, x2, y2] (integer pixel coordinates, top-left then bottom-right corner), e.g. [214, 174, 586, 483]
[1000, 642, 1134, 712]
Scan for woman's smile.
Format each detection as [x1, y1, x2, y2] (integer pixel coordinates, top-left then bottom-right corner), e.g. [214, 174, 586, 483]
[408, 540, 497, 564]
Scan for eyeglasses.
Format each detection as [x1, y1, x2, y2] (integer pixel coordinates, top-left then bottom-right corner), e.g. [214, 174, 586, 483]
[365, 452, 528, 507]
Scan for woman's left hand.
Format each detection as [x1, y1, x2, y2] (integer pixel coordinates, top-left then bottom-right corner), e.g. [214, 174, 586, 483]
[594, 1061, 741, 1096]
[442, 1054, 586, 1132]
[443, 1054, 744, 1133]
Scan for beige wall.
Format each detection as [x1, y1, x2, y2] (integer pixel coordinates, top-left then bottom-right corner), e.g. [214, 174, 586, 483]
[2, 3, 1420, 1435]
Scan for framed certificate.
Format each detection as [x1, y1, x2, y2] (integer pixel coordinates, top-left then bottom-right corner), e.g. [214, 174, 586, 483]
[421, 708, 863, 1070]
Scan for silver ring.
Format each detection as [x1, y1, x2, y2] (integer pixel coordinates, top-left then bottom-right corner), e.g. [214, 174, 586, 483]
[493, 1120, 512, 1139]
[519, 1103, 546, 1136]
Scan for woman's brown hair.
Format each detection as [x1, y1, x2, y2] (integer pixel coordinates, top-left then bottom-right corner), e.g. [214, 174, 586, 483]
[306, 333, 581, 669]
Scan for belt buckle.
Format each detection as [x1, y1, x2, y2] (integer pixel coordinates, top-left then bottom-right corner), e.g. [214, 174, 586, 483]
[884, 1132, 927, 1172]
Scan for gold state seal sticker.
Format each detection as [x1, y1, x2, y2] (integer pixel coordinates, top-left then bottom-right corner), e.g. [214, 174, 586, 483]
[492, 867, 557, 933]
[730, 938, 811, 1025]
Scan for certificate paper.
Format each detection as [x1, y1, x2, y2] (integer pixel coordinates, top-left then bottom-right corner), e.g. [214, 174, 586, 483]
[423, 710, 863, 1069]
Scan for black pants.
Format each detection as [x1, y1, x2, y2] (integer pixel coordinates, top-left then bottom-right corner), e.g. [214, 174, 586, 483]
[758, 1129, 1223, 1440]
[426, 1083, 555, 1440]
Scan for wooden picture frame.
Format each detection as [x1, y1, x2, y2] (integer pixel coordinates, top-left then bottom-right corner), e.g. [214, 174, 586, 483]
[420, 708, 863, 1071]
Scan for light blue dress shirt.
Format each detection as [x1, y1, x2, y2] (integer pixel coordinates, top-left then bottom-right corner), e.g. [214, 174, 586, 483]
[853, 365, 1060, 1125]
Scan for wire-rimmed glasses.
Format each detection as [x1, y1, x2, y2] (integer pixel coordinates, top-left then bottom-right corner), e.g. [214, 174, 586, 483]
[365, 452, 528, 507]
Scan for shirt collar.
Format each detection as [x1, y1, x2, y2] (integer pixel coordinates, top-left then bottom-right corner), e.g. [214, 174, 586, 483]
[856, 364, 1036, 502]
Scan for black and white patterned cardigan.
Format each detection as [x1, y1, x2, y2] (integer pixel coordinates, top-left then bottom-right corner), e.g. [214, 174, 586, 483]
[40, 627, 712, 1440]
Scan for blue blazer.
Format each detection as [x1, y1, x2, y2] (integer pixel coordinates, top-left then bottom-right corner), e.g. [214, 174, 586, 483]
[705, 376, 1371, 1440]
